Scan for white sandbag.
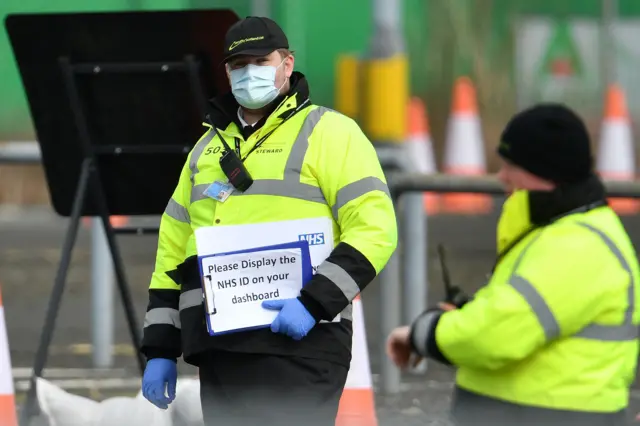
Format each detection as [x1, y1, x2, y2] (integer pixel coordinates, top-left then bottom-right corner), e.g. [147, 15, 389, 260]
[36, 377, 100, 426]
[94, 395, 172, 426]
[170, 378, 203, 426]
[35, 377, 172, 426]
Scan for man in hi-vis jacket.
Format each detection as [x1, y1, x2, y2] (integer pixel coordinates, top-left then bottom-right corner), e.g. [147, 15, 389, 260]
[140, 16, 397, 426]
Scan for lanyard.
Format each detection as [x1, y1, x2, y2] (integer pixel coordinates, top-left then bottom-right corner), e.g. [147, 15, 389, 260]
[240, 99, 310, 162]
[215, 99, 310, 163]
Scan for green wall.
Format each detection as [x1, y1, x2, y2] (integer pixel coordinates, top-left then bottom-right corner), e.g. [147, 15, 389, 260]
[11, 0, 639, 141]
[0, 0, 427, 140]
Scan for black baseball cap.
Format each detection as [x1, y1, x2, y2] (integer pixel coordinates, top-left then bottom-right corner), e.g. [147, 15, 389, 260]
[223, 16, 289, 63]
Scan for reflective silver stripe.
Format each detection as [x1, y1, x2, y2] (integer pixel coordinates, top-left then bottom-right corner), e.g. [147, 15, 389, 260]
[191, 183, 210, 204]
[192, 180, 326, 204]
[316, 260, 360, 301]
[165, 198, 190, 224]
[505, 233, 555, 338]
[340, 303, 353, 321]
[284, 106, 332, 179]
[507, 222, 638, 343]
[410, 310, 441, 357]
[179, 289, 204, 311]
[509, 275, 560, 340]
[144, 308, 180, 329]
[189, 130, 215, 184]
[575, 323, 638, 341]
[236, 179, 326, 203]
[574, 222, 638, 341]
[318, 304, 353, 324]
[332, 176, 390, 219]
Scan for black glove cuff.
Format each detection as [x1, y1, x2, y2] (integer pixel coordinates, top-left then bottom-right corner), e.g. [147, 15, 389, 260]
[144, 348, 178, 363]
[297, 294, 325, 323]
[409, 309, 453, 366]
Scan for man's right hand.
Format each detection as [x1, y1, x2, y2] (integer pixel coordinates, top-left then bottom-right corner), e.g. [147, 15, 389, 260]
[142, 358, 177, 409]
[386, 325, 413, 369]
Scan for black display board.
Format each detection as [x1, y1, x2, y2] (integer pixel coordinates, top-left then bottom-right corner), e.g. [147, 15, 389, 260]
[6, 9, 236, 216]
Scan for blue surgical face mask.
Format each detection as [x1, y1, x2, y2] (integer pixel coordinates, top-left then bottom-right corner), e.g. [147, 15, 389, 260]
[229, 60, 286, 110]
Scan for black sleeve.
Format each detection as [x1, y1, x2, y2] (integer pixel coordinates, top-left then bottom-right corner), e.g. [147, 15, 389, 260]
[140, 270, 183, 362]
[298, 242, 376, 321]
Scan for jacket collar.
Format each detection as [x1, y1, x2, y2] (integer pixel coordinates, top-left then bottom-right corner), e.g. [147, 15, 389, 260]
[204, 71, 311, 140]
[496, 173, 607, 258]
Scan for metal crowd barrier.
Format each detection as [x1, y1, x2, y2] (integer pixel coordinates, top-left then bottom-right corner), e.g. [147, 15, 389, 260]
[0, 142, 41, 165]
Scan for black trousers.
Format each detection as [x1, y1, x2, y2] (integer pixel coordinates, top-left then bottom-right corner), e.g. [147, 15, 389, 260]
[198, 350, 349, 426]
[451, 387, 628, 426]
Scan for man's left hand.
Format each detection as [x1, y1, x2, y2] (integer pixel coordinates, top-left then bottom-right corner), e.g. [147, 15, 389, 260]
[386, 326, 413, 369]
[262, 298, 317, 340]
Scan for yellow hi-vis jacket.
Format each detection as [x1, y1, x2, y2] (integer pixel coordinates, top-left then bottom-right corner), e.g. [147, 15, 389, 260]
[140, 76, 397, 366]
[434, 191, 640, 413]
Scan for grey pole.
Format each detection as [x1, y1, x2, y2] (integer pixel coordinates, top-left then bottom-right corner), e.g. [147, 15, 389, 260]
[399, 143, 429, 375]
[370, 0, 405, 56]
[402, 192, 428, 374]
[378, 246, 401, 395]
[375, 149, 412, 394]
[251, 0, 270, 17]
[91, 218, 114, 368]
[370, 0, 408, 395]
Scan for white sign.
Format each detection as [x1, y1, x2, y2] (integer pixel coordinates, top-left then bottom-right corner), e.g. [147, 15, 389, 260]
[200, 246, 307, 334]
[194, 217, 340, 334]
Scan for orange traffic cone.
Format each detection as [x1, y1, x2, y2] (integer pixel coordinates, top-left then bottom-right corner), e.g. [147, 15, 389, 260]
[108, 216, 129, 228]
[0, 286, 18, 426]
[596, 84, 639, 214]
[81, 215, 129, 229]
[441, 76, 492, 214]
[405, 97, 440, 215]
[335, 295, 377, 426]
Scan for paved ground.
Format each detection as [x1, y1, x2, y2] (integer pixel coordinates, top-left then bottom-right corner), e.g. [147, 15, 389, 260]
[3, 205, 640, 425]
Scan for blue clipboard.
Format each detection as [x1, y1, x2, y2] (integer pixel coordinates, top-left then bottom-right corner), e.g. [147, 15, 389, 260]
[197, 239, 313, 336]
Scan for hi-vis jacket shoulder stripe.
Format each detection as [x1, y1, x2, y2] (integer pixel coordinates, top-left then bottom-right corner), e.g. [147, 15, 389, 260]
[141, 97, 398, 361]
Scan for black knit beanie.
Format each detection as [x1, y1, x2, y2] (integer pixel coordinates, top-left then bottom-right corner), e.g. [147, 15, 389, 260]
[497, 103, 594, 184]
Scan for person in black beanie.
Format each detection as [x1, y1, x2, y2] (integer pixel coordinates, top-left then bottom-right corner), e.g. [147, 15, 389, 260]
[386, 103, 640, 426]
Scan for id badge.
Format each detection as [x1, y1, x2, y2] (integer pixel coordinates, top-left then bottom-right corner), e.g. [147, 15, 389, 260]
[204, 181, 235, 203]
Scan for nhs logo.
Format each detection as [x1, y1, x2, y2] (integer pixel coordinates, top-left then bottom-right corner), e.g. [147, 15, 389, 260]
[299, 233, 325, 246]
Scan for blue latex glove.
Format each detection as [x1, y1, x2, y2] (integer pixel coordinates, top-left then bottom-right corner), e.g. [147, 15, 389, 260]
[142, 358, 177, 409]
[262, 298, 317, 340]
